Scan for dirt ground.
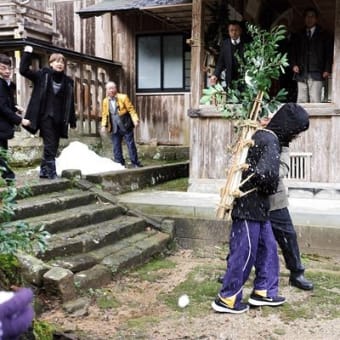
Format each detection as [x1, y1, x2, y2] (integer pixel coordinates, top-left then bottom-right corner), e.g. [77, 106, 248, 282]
[40, 248, 340, 340]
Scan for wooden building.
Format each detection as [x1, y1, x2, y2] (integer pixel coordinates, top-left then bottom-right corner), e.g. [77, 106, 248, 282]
[0, 0, 120, 136]
[1, 0, 340, 187]
[78, 0, 340, 188]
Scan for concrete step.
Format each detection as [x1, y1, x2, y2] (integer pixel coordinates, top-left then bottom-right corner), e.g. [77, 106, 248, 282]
[73, 230, 170, 289]
[15, 178, 72, 197]
[42, 215, 147, 261]
[13, 190, 97, 221]
[24, 202, 125, 234]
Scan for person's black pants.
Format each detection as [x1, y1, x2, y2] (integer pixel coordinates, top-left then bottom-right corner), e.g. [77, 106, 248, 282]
[40, 117, 60, 161]
[270, 207, 305, 275]
[0, 139, 15, 181]
[111, 128, 139, 166]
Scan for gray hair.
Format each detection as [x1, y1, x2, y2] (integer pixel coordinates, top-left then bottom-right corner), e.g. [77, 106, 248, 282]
[105, 81, 117, 89]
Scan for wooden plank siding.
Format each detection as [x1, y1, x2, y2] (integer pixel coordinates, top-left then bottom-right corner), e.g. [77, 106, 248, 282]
[136, 94, 189, 145]
[190, 105, 340, 183]
[111, 12, 190, 145]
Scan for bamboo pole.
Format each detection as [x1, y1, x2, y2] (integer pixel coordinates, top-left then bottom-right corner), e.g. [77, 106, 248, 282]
[216, 91, 264, 220]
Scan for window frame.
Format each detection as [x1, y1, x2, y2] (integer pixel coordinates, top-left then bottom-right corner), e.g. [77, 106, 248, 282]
[136, 32, 189, 93]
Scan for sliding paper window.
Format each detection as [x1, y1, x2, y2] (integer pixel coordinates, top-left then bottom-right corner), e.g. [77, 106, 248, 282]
[137, 34, 185, 91]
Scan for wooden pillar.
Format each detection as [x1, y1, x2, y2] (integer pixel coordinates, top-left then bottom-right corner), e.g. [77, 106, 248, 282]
[190, 0, 205, 109]
[333, 0, 340, 107]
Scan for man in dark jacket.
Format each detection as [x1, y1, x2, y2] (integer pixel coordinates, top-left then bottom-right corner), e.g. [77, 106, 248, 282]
[291, 7, 333, 102]
[212, 103, 309, 314]
[0, 54, 30, 182]
[20, 46, 76, 179]
[210, 21, 245, 89]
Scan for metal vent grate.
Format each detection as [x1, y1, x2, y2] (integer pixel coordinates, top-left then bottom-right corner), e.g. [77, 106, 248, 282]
[287, 152, 312, 181]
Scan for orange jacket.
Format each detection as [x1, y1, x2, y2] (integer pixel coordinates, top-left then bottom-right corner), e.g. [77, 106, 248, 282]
[101, 93, 139, 132]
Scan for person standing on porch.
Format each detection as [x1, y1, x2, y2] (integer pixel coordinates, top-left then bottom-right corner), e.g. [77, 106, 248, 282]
[20, 46, 76, 179]
[101, 81, 142, 168]
[290, 7, 333, 103]
[209, 21, 245, 89]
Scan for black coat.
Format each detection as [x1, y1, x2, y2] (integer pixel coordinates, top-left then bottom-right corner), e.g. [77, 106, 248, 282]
[214, 38, 244, 87]
[232, 103, 310, 222]
[290, 26, 333, 81]
[19, 52, 76, 138]
[0, 78, 22, 140]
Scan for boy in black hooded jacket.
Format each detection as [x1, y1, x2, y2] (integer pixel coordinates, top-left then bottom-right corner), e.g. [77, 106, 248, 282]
[212, 103, 309, 313]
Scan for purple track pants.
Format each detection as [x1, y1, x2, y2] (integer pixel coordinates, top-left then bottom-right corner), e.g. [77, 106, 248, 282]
[219, 219, 279, 307]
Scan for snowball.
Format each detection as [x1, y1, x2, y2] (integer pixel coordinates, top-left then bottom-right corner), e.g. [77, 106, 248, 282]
[178, 294, 190, 308]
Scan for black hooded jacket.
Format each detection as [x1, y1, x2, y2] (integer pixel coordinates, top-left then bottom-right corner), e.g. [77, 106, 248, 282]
[231, 103, 309, 222]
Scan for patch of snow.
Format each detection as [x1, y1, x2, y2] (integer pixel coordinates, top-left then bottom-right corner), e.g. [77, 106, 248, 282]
[56, 141, 125, 176]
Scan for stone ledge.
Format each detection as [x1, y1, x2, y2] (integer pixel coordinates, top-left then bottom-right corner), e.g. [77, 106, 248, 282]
[85, 161, 189, 194]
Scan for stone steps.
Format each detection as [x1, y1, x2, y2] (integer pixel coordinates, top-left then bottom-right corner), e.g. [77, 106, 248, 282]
[42, 215, 147, 261]
[13, 178, 173, 299]
[74, 230, 170, 289]
[13, 189, 97, 221]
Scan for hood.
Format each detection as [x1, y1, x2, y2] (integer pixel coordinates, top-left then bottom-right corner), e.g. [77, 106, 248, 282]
[266, 103, 309, 147]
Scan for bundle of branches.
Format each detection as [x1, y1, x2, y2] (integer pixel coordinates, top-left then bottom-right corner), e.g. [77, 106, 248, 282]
[200, 24, 288, 219]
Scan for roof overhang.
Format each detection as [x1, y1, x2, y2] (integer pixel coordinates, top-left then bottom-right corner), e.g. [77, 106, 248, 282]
[77, 0, 220, 32]
[77, 0, 191, 19]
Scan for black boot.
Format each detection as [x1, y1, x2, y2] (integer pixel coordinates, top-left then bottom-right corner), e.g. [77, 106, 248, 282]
[46, 160, 57, 179]
[272, 227, 313, 290]
[39, 159, 49, 178]
[289, 272, 314, 290]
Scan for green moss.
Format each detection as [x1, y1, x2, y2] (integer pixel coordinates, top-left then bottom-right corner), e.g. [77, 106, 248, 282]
[132, 257, 177, 282]
[97, 294, 120, 310]
[126, 315, 160, 329]
[149, 177, 189, 191]
[160, 265, 220, 316]
[254, 270, 340, 321]
[33, 320, 55, 340]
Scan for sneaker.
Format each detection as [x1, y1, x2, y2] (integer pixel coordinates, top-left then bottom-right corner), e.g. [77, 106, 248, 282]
[248, 292, 286, 307]
[212, 296, 249, 314]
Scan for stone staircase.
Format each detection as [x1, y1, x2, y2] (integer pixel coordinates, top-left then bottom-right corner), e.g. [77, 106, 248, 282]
[13, 178, 173, 300]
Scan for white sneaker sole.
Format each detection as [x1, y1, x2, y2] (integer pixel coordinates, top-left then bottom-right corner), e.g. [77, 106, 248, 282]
[211, 301, 249, 314]
[248, 297, 285, 307]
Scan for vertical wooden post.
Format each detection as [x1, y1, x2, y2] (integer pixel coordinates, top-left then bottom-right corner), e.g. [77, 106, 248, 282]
[333, 0, 340, 107]
[190, 0, 205, 109]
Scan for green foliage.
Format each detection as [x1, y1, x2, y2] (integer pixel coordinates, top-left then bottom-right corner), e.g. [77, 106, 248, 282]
[200, 23, 289, 120]
[0, 152, 50, 287]
[33, 320, 55, 340]
[0, 254, 22, 289]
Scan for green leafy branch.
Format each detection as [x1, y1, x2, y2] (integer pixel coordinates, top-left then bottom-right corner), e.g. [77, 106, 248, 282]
[200, 23, 289, 120]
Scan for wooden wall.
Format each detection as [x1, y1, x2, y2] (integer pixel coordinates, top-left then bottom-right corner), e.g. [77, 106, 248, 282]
[136, 94, 190, 145]
[111, 12, 190, 146]
[190, 105, 340, 184]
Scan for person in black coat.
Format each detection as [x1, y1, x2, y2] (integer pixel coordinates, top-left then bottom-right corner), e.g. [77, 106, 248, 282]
[0, 54, 31, 182]
[210, 21, 245, 89]
[20, 46, 76, 179]
[290, 7, 333, 102]
[212, 103, 310, 314]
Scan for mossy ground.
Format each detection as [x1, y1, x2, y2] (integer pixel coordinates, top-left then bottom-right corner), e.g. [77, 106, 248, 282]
[40, 250, 340, 339]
